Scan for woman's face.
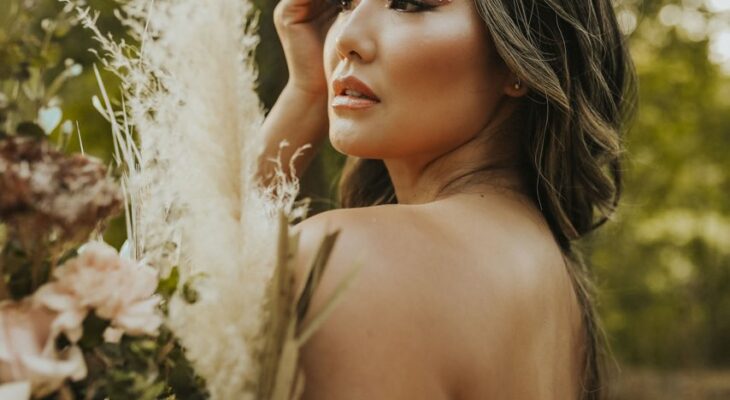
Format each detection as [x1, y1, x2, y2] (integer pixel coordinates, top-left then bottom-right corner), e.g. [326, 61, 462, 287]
[323, 0, 512, 160]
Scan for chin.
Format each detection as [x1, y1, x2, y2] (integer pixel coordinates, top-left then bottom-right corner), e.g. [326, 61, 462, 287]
[330, 125, 450, 161]
[330, 132, 372, 158]
[329, 127, 382, 159]
[330, 135, 411, 161]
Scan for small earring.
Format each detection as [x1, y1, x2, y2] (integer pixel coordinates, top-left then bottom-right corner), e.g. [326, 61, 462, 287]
[513, 79, 522, 90]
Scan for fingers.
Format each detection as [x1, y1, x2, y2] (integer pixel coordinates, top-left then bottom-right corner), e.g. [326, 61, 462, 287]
[274, 0, 338, 27]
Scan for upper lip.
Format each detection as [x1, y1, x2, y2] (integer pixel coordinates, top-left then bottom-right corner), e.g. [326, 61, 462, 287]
[332, 76, 380, 101]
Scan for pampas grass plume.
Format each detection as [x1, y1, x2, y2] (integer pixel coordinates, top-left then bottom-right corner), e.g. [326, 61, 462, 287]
[70, 0, 362, 398]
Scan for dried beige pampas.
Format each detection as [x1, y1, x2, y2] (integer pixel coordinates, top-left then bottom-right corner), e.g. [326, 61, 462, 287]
[65, 0, 360, 398]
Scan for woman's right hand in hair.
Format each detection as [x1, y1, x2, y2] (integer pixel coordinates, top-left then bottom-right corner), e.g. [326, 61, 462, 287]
[274, 0, 339, 96]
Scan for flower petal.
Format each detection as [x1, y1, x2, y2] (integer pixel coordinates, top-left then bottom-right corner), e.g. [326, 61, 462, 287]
[20, 345, 87, 397]
[113, 296, 162, 336]
[0, 381, 31, 400]
[103, 327, 124, 343]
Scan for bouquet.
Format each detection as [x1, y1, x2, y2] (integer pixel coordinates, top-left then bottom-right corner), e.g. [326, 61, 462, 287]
[1, 0, 358, 398]
[0, 3, 155, 398]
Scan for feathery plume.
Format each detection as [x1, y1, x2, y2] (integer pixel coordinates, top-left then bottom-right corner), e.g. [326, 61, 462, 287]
[64, 0, 309, 397]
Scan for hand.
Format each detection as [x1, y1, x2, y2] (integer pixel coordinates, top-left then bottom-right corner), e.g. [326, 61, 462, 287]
[274, 0, 340, 97]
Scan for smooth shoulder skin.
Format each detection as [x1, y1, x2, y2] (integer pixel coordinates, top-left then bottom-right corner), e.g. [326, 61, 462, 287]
[291, 193, 584, 400]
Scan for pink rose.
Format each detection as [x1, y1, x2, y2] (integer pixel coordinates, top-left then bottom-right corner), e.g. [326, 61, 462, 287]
[35, 241, 162, 338]
[0, 300, 86, 397]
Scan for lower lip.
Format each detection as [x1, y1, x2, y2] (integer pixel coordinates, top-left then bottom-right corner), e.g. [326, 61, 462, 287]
[332, 95, 380, 110]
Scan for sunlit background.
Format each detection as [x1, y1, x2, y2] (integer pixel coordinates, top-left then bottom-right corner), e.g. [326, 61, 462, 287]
[618, 0, 730, 69]
[1, 0, 728, 398]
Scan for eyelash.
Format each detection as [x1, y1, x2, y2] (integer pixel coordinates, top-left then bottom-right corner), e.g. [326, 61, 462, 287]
[330, 0, 435, 13]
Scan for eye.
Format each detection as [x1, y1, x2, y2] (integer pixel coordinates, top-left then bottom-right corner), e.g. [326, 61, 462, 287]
[387, 0, 434, 12]
[327, 0, 434, 13]
[328, 0, 354, 12]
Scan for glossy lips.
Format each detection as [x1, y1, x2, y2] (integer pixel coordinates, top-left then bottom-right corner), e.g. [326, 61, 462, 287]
[331, 75, 380, 110]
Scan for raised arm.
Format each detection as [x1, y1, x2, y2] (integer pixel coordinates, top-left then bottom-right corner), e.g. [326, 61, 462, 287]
[257, 85, 329, 184]
[256, 0, 339, 185]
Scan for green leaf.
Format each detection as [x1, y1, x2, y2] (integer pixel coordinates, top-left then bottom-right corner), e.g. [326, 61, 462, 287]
[296, 261, 363, 346]
[43, 44, 62, 68]
[0, 224, 7, 249]
[156, 266, 180, 300]
[296, 230, 341, 323]
[53, 19, 72, 38]
[129, 338, 157, 356]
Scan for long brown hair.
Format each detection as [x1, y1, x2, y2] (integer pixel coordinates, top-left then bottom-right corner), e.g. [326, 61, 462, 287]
[336, 0, 636, 398]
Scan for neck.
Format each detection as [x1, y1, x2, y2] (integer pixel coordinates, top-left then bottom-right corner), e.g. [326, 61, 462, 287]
[383, 105, 528, 205]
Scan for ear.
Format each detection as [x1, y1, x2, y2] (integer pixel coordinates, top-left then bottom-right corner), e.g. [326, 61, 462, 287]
[504, 73, 529, 98]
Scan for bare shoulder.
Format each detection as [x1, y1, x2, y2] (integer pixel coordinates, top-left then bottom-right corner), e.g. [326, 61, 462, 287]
[291, 205, 426, 278]
[291, 199, 583, 400]
[291, 206, 453, 399]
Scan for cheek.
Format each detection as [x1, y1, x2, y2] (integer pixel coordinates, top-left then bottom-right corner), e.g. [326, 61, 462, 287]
[383, 19, 504, 155]
[323, 30, 338, 85]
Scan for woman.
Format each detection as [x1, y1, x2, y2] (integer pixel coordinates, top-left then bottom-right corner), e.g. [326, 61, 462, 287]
[258, 0, 635, 397]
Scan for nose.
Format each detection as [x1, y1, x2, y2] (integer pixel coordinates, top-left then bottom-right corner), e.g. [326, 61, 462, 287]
[333, 0, 377, 63]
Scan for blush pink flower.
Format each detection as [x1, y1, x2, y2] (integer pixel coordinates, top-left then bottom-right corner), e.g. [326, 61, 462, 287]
[35, 241, 162, 338]
[0, 300, 86, 398]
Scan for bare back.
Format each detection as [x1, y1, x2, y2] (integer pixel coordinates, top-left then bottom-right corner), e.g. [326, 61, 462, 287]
[293, 192, 585, 399]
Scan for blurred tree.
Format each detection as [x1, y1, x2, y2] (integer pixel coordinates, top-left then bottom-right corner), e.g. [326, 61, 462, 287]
[589, 0, 730, 369]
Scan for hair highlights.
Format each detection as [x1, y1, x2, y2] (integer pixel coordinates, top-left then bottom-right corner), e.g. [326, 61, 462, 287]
[338, 1, 636, 398]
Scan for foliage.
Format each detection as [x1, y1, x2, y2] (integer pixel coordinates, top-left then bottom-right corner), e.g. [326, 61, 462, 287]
[588, 0, 730, 369]
[67, 276, 208, 400]
[0, 1, 80, 142]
